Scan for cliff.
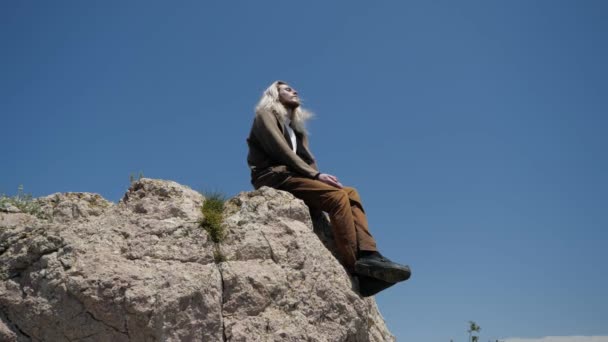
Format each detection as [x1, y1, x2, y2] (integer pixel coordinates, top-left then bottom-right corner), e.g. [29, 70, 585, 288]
[0, 178, 394, 341]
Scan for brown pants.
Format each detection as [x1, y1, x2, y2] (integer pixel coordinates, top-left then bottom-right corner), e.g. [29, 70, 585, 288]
[278, 176, 378, 272]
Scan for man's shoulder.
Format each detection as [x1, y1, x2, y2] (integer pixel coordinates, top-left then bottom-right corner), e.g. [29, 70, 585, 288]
[255, 108, 278, 119]
[255, 108, 282, 127]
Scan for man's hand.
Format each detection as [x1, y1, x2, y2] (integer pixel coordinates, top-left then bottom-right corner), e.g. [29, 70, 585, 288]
[317, 173, 343, 188]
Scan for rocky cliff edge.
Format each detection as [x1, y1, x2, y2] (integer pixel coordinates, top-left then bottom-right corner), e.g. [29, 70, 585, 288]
[0, 178, 395, 342]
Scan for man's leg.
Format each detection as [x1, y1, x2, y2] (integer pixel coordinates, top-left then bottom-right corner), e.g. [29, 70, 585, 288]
[278, 177, 365, 273]
[278, 177, 411, 287]
[339, 187, 411, 284]
[342, 187, 378, 253]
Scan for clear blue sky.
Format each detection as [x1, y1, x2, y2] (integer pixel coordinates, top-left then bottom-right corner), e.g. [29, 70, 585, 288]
[1, 1, 607, 341]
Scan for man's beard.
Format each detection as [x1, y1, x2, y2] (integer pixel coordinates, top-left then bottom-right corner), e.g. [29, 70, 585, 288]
[284, 102, 300, 110]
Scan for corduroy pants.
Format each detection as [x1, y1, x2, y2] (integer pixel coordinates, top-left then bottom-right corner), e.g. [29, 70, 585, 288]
[278, 176, 378, 272]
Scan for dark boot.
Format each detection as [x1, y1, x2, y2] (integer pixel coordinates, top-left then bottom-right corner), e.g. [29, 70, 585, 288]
[357, 275, 396, 297]
[354, 251, 411, 283]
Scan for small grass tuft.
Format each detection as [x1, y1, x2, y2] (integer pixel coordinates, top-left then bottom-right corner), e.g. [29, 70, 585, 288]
[200, 191, 227, 243]
[129, 171, 145, 185]
[0, 185, 44, 218]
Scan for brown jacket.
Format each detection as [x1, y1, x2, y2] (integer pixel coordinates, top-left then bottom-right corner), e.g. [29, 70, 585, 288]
[247, 109, 320, 189]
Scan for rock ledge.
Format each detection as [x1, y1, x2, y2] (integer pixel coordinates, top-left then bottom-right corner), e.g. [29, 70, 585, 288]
[0, 178, 394, 341]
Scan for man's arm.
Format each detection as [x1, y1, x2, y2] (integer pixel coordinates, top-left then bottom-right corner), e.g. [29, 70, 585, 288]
[253, 111, 321, 179]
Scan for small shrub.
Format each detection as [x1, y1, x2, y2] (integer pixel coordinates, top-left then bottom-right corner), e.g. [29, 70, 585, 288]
[129, 171, 145, 184]
[200, 192, 227, 243]
[0, 185, 43, 218]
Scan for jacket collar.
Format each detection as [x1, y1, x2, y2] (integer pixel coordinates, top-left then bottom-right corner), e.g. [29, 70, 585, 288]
[270, 109, 313, 155]
[271, 109, 304, 134]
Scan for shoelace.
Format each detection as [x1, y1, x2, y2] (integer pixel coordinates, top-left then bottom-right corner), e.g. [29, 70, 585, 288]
[375, 253, 389, 262]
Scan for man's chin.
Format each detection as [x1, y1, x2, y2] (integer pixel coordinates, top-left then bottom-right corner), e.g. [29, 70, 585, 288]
[286, 102, 300, 109]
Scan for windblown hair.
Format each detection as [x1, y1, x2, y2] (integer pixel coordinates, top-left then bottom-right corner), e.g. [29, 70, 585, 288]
[255, 80, 313, 134]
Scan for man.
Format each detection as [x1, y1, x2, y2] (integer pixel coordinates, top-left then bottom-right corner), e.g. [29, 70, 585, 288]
[246, 81, 411, 296]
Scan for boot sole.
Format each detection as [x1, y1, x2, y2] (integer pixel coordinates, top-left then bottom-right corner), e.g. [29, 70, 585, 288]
[357, 275, 396, 297]
[354, 263, 411, 283]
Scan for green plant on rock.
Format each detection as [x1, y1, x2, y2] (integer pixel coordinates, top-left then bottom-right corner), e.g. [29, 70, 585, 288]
[199, 191, 228, 264]
[129, 171, 145, 184]
[0, 185, 43, 218]
[200, 192, 227, 243]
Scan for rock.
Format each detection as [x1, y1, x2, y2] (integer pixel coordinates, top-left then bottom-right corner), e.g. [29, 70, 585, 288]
[36, 192, 114, 223]
[119, 178, 203, 221]
[0, 314, 18, 342]
[0, 203, 21, 214]
[0, 178, 394, 341]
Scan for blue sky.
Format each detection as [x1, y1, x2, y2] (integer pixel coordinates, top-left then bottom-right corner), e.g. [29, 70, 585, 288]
[1, 1, 607, 341]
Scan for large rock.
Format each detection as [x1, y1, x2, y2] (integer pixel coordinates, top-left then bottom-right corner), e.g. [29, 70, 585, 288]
[0, 179, 394, 341]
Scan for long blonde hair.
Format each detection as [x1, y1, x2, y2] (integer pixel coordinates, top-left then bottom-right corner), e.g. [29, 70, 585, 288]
[255, 80, 313, 134]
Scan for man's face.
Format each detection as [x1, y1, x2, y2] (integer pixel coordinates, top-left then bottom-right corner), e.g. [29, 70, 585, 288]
[278, 83, 300, 108]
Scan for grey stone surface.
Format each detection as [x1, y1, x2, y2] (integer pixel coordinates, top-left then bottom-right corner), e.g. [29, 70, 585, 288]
[0, 203, 21, 214]
[0, 179, 394, 341]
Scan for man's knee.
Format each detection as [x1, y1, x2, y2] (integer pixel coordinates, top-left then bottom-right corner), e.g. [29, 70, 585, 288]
[343, 186, 361, 203]
[343, 186, 357, 195]
[322, 188, 350, 211]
